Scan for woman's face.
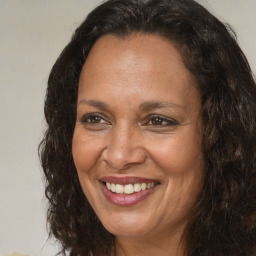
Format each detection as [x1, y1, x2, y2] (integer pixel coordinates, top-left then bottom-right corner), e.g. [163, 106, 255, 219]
[72, 34, 204, 239]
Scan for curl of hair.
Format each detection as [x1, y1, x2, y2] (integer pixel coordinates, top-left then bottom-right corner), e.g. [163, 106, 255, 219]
[39, 0, 256, 255]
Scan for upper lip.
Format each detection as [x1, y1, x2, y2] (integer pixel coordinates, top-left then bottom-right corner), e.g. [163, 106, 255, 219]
[100, 176, 160, 185]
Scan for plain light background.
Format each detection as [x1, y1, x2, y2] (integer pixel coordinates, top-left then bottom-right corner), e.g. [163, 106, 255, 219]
[0, 1, 255, 255]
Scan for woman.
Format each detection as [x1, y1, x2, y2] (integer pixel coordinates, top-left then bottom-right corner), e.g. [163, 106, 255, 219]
[39, 0, 256, 255]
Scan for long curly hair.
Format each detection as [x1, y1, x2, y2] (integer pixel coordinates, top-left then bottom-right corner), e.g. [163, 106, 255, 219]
[39, 0, 256, 255]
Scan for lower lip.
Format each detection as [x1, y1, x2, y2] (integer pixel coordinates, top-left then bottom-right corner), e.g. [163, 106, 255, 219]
[100, 182, 157, 206]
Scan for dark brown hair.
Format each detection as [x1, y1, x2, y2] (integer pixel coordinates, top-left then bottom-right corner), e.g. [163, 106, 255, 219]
[39, 0, 256, 255]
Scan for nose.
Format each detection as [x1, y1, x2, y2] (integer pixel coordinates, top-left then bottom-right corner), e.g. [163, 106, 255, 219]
[101, 124, 147, 170]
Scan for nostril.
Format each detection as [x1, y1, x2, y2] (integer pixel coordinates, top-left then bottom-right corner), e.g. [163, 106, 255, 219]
[101, 144, 147, 170]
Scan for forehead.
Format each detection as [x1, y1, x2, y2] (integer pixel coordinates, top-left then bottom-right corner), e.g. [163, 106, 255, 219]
[82, 33, 189, 80]
[78, 33, 200, 112]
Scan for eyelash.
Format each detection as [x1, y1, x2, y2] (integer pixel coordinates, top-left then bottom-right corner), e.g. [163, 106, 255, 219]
[79, 113, 109, 125]
[143, 115, 179, 127]
[79, 113, 179, 128]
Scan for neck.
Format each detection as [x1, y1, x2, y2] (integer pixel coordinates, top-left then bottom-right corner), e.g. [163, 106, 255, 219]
[113, 230, 185, 256]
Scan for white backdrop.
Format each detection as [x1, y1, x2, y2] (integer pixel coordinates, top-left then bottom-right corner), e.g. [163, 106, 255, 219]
[0, 1, 255, 255]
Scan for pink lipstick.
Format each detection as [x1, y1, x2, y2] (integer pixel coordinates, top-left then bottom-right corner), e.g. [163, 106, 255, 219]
[100, 176, 159, 206]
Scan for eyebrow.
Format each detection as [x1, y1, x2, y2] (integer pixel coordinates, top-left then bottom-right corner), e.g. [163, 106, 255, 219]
[139, 101, 184, 111]
[78, 99, 184, 111]
[78, 99, 109, 110]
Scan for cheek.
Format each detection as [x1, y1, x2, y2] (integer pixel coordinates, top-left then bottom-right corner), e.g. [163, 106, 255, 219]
[72, 130, 103, 203]
[147, 125, 204, 204]
[151, 129, 204, 212]
[150, 132, 203, 174]
[72, 130, 102, 174]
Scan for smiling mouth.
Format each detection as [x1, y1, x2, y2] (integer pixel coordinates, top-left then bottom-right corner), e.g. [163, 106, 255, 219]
[103, 181, 158, 194]
[99, 176, 160, 206]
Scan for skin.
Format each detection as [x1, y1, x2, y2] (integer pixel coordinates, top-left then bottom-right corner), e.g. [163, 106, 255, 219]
[72, 33, 204, 256]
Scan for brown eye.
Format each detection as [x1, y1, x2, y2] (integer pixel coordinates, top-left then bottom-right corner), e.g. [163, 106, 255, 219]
[148, 116, 178, 126]
[79, 113, 109, 125]
[150, 117, 165, 125]
[87, 116, 102, 123]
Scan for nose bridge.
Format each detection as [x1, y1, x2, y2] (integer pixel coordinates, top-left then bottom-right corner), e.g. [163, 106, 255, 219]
[102, 122, 146, 169]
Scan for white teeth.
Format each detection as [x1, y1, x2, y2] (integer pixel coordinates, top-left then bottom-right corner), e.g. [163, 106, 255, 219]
[105, 182, 156, 194]
[116, 184, 124, 194]
[106, 182, 111, 190]
[111, 183, 116, 193]
[124, 184, 134, 194]
[141, 183, 147, 190]
[148, 182, 154, 188]
[134, 183, 142, 192]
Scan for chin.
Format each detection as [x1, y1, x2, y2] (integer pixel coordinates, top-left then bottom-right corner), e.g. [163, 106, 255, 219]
[99, 212, 154, 237]
[105, 224, 151, 238]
